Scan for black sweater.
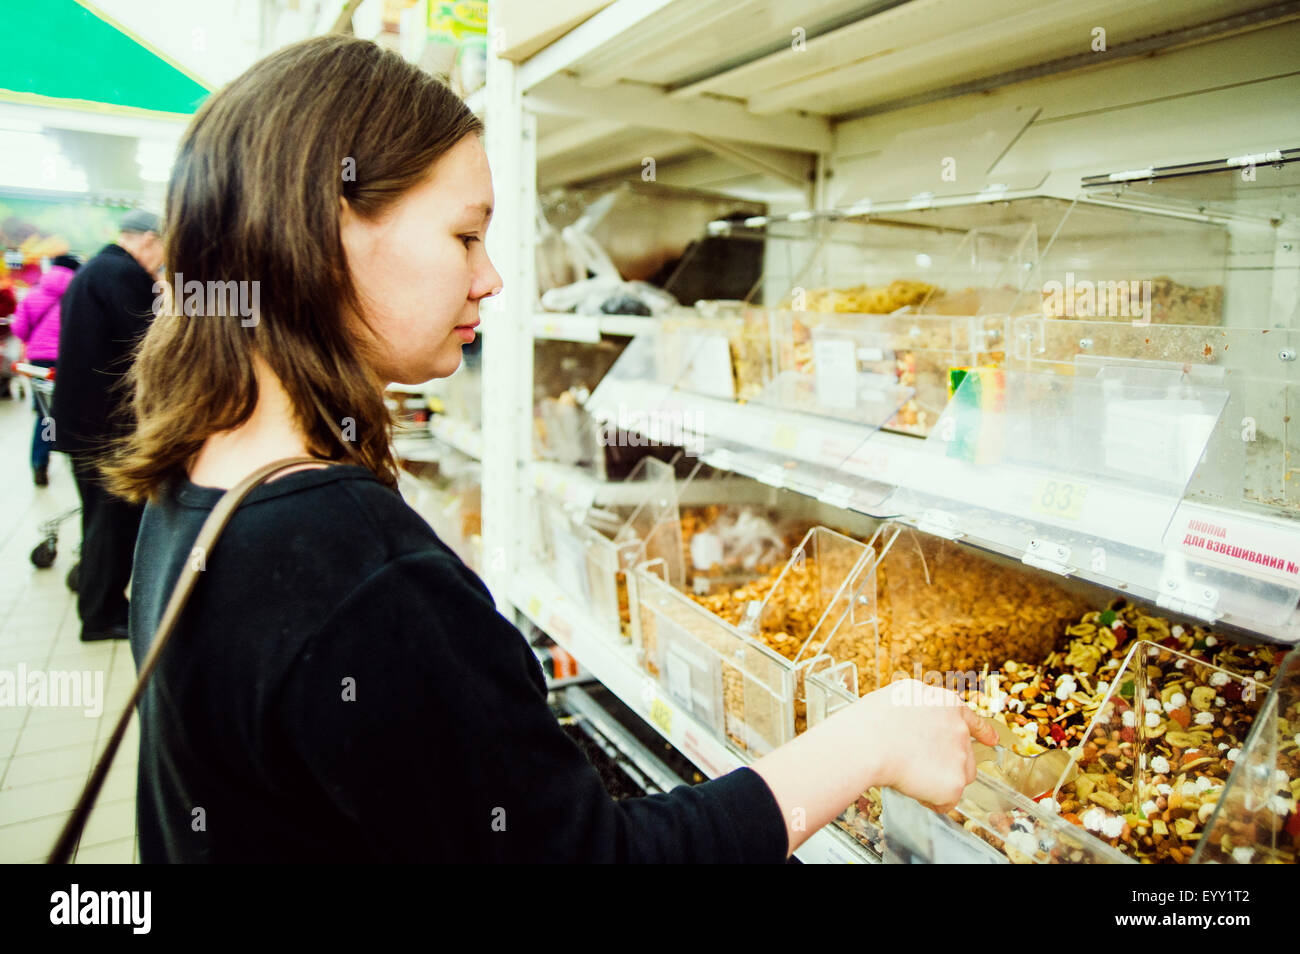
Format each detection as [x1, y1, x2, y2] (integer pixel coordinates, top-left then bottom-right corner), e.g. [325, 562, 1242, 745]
[51, 244, 156, 455]
[128, 464, 788, 862]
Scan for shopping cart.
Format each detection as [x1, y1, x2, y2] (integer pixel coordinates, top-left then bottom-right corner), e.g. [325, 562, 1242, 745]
[12, 361, 81, 589]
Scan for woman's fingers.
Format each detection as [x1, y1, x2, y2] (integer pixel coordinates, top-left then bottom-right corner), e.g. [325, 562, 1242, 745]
[960, 705, 999, 746]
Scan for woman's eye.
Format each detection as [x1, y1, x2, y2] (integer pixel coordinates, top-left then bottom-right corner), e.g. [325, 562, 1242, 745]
[459, 235, 480, 249]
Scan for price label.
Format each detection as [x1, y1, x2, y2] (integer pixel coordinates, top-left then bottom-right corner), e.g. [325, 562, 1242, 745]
[526, 595, 542, 619]
[812, 338, 857, 409]
[649, 697, 673, 735]
[535, 314, 601, 343]
[666, 648, 694, 706]
[771, 425, 798, 451]
[1031, 479, 1088, 521]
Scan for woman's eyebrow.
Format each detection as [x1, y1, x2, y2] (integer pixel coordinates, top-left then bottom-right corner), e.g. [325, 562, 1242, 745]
[463, 201, 493, 223]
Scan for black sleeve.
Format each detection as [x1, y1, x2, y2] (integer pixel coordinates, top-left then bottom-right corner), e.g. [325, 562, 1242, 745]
[272, 550, 790, 863]
[97, 264, 155, 360]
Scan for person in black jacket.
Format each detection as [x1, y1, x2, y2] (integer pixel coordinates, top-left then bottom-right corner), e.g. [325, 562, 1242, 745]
[103, 37, 995, 862]
[52, 210, 163, 641]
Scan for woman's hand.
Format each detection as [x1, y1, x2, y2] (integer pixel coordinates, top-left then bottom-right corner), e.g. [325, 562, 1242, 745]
[851, 679, 998, 813]
[751, 678, 997, 856]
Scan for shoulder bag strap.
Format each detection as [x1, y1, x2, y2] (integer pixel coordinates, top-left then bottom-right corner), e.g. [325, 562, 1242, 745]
[48, 455, 329, 864]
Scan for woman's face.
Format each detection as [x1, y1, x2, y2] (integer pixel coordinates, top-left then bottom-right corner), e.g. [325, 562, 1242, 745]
[341, 135, 502, 384]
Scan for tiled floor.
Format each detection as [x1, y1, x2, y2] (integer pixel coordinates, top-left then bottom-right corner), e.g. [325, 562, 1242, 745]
[0, 383, 139, 863]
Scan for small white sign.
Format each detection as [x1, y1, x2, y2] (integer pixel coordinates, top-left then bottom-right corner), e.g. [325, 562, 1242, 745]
[666, 648, 694, 706]
[683, 334, 735, 399]
[812, 337, 857, 410]
[1168, 510, 1300, 587]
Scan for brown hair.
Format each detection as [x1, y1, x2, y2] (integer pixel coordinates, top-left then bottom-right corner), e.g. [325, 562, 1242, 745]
[103, 35, 483, 503]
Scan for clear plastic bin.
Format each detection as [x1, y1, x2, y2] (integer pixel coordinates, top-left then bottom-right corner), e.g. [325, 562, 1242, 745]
[1013, 317, 1299, 520]
[397, 452, 482, 572]
[805, 522, 1095, 859]
[700, 204, 1041, 436]
[881, 778, 1132, 864]
[632, 525, 876, 756]
[535, 457, 684, 642]
[1050, 639, 1273, 863]
[1198, 645, 1300, 863]
[869, 525, 1095, 693]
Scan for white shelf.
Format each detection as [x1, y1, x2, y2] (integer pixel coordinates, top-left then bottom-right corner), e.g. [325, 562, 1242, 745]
[531, 460, 778, 512]
[429, 416, 485, 461]
[587, 378, 1300, 642]
[510, 567, 877, 864]
[533, 311, 657, 342]
[391, 436, 443, 464]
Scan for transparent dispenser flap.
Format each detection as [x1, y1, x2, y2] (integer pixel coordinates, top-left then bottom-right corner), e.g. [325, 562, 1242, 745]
[616, 456, 686, 590]
[586, 332, 679, 434]
[883, 367, 1229, 568]
[686, 310, 912, 513]
[881, 788, 1007, 864]
[1197, 646, 1299, 864]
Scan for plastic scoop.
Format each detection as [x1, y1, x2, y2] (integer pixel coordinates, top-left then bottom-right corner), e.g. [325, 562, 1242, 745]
[972, 718, 1078, 800]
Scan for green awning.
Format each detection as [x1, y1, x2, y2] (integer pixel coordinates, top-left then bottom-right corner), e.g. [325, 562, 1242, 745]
[1, 0, 211, 118]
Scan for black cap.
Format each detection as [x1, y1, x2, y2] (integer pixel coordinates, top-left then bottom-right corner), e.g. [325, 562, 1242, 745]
[120, 209, 162, 234]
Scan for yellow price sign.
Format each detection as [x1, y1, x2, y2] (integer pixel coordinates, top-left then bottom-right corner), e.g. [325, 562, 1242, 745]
[1031, 479, 1088, 521]
[771, 425, 798, 451]
[649, 697, 673, 735]
[526, 596, 542, 619]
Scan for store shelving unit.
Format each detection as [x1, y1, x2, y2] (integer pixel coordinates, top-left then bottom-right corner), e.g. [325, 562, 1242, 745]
[511, 567, 872, 863]
[468, 0, 1300, 862]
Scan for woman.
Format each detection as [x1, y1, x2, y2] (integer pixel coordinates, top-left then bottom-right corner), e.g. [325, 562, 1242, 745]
[11, 253, 79, 485]
[105, 35, 995, 863]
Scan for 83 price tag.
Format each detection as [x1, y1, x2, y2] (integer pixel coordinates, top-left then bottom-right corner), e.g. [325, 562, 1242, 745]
[1031, 479, 1088, 521]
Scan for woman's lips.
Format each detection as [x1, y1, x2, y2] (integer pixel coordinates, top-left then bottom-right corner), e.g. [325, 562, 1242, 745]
[454, 322, 477, 343]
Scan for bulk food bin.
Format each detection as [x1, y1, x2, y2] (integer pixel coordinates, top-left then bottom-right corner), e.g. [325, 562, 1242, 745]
[802, 523, 1095, 856]
[1199, 645, 1300, 863]
[534, 457, 685, 644]
[397, 448, 483, 573]
[812, 581, 1288, 863]
[631, 522, 878, 757]
[676, 202, 1043, 429]
[1015, 153, 1300, 521]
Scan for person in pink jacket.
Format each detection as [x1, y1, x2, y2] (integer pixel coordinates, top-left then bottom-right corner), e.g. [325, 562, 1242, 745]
[11, 254, 80, 485]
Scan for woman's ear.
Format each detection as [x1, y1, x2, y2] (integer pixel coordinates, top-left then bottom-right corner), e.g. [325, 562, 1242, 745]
[339, 196, 367, 261]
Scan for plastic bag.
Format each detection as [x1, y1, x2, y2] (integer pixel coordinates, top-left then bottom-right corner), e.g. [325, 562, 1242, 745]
[541, 277, 679, 316]
[690, 507, 788, 573]
[539, 218, 680, 316]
